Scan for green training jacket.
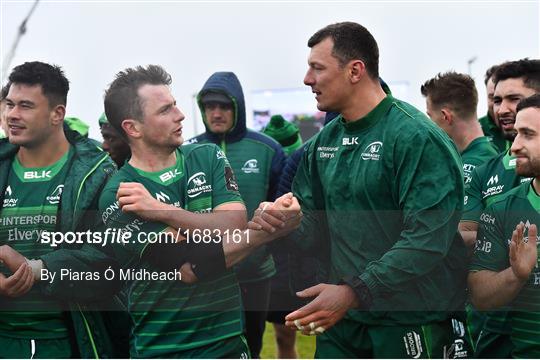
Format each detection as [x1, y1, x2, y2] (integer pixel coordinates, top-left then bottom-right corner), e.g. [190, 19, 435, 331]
[0, 126, 129, 358]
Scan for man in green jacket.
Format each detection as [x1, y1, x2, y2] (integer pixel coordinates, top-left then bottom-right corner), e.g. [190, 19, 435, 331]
[253, 22, 467, 358]
[187, 71, 285, 357]
[0, 61, 127, 358]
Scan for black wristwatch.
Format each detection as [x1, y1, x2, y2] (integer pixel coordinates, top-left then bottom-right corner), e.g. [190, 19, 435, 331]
[340, 276, 373, 310]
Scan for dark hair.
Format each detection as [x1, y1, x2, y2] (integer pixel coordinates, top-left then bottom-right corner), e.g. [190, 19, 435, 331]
[517, 93, 540, 113]
[0, 83, 9, 102]
[8, 61, 69, 107]
[493, 58, 540, 92]
[421, 71, 478, 119]
[308, 22, 379, 79]
[104, 64, 172, 138]
[484, 64, 500, 86]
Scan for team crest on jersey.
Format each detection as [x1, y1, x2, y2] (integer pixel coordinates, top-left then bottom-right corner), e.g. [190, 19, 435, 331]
[187, 172, 212, 198]
[241, 159, 260, 174]
[2, 185, 18, 208]
[361, 141, 383, 161]
[46, 185, 64, 204]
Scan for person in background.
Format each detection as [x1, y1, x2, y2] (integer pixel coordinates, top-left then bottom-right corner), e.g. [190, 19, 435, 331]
[480, 64, 509, 153]
[98, 112, 130, 167]
[188, 71, 285, 358]
[262, 115, 303, 156]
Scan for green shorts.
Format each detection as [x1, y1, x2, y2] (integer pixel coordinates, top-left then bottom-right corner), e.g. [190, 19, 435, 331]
[474, 330, 513, 358]
[314, 317, 471, 358]
[0, 334, 76, 359]
[163, 335, 250, 359]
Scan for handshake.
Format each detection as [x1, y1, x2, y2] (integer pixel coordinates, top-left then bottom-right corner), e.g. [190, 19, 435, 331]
[248, 192, 303, 240]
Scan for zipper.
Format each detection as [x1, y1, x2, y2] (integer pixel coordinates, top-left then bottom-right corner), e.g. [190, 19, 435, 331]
[77, 304, 99, 359]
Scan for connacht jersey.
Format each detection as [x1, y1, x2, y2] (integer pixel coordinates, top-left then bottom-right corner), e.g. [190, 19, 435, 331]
[0, 148, 72, 339]
[463, 150, 531, 223]
[98, 144, 244, 358]
[292, 95, 467, 325]
[461, 137, 498, 186]
[471, 181, 540, 358]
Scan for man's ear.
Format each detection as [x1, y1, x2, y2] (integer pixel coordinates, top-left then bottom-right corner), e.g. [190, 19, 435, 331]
[441, 108, 454, 125]
[122, 119, 142, 139]
[349, 60, 367, 84]
[50, 105, 66, 126]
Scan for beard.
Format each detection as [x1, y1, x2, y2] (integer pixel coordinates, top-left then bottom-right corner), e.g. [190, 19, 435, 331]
[516, 156, 540, 178]
[503, 128, 517, 141]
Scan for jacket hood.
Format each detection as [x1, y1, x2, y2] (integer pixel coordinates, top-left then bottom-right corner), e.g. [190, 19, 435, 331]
[197, 71, 247, 143]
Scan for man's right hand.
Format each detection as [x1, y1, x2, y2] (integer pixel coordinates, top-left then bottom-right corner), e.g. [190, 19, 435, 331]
[248, 192, 302, 236]
[0, 263, 34, 298]
[510, 222, 538, 282]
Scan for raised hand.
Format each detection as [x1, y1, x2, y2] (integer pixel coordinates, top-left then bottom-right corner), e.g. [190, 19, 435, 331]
[509, 222, 538, 282]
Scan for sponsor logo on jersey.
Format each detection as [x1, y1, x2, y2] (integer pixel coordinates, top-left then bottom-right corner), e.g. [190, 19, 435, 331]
[3, 185, 18, 208]
[184, 138, 198, 145]
[24, 170, 52, 180]
[187, 172, 212, 198]
[46, 185, 64, 204]
[241, 159, 260, 174]
[216, 150, 226, 160]
[487, 175, 499, 186]
[475, 238, 492, 253]
[102, 201, 121, 224]
[159, 169, 182, 183]
[509, 158, 516, 167]
[403, 331, 423, 359]
[452, 319, 465, 337]
[361, 141, 382, 161]
[317, 146, 338, 159]
[479, 212, 495, 225]
[155, 191, 171, 203]
[482, 184, 504, 199]
[444, 339, 468, 359]
[464, 195, 468, 206]
[521, 177, 533, 183]
[342, 137, 359, 146]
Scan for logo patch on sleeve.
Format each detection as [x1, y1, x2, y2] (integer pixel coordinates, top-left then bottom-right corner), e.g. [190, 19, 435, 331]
[225, 166, 239, 191]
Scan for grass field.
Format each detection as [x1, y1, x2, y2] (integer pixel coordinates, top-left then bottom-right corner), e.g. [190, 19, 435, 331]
[260, 322, 316, 359]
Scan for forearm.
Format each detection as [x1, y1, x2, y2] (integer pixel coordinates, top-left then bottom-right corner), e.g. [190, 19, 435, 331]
[156, 203, 247, 233]
[459, 221, 478, 250]
[222, 229, 279, 268]
[468, 269, 526, 310]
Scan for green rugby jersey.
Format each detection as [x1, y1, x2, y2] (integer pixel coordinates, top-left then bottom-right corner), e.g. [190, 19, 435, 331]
[292, 95, 466, 325]
[471, 181, 540, 358]
[98, 144, 244, 358]
[463, 150, 531, 223]
[479, 113, 510, 154]
[461, 136, 498, 186]
[0, 148, 72, 339]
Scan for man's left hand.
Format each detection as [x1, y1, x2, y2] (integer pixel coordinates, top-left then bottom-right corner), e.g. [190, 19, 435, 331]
[284, 283, 359, 335]
[0, 245, 27, 273]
